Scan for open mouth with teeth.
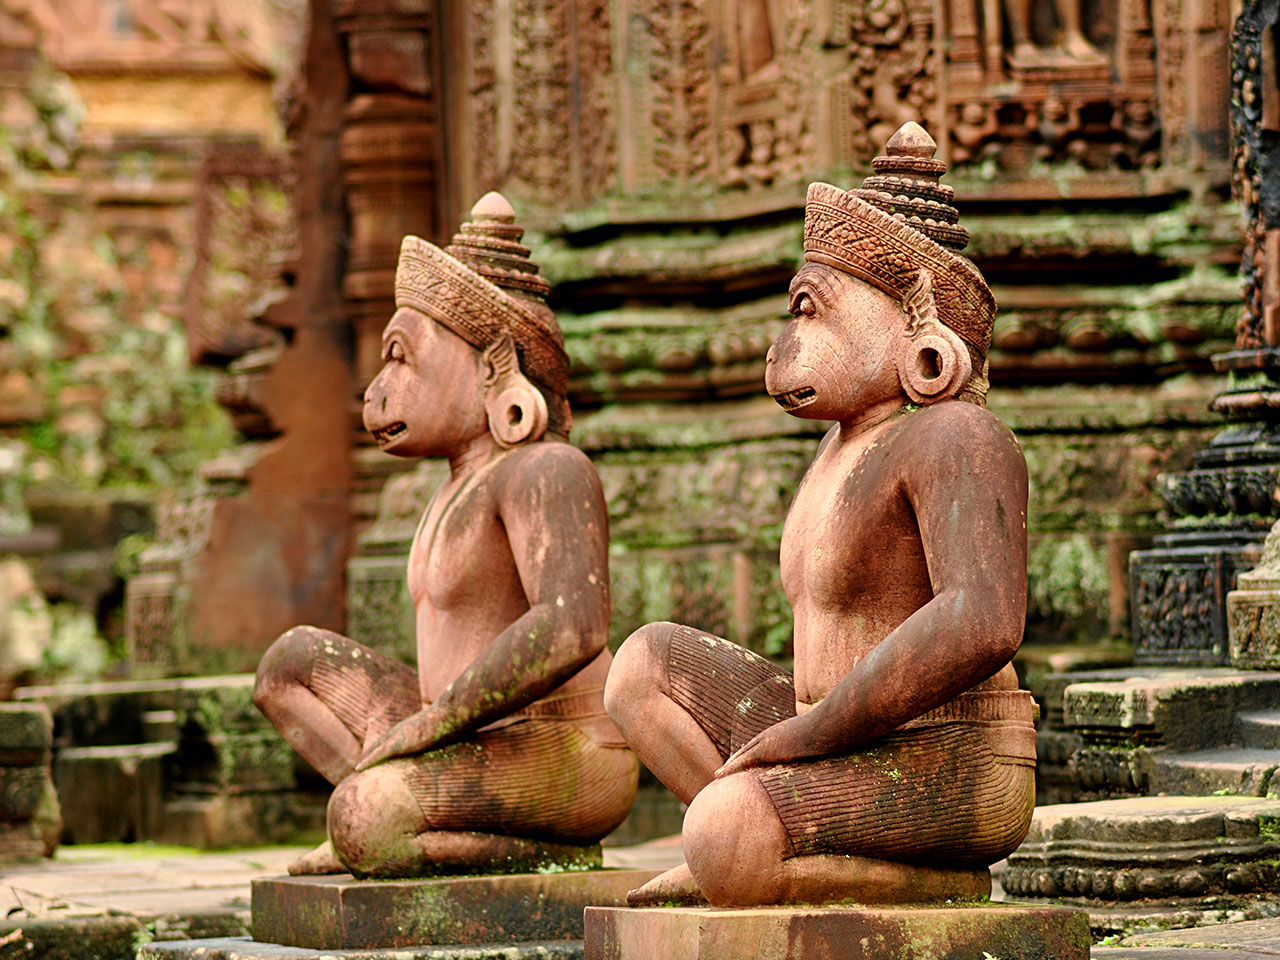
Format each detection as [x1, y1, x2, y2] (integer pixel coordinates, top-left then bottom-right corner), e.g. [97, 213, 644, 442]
[371, 421, 408, 446]
[773, 386, 817, 411]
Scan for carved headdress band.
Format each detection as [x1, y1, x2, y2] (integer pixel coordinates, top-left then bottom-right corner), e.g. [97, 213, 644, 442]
[802, 122, 996, 355]
[395, 192, 571, 397]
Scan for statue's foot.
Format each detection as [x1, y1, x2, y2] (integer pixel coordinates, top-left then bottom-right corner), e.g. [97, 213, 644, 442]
[626, 862, 708, 907]
[1062, 33, 1105, 62]
[1007, 42, 1052, 68]
[288, 840, 347, 876]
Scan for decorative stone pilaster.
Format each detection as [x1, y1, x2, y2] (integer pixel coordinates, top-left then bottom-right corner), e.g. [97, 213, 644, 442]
[1127, 0, 1280, 665]
[1228, 518, 1280, 668]
[335, 0, 441, 386]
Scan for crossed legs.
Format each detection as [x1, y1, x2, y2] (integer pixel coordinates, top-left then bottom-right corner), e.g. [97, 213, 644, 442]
[256, 626, 637, 878]
[605, 622, 1016, 907]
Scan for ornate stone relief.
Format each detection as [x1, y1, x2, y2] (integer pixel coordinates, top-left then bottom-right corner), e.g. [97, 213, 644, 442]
[6, 0, 283, 73]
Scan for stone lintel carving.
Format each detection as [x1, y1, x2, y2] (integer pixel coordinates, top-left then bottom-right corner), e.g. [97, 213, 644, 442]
[9, 0, 283, 75]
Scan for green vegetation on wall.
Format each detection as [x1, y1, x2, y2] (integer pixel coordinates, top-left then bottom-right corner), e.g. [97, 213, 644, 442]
[0, 64, 233, 501]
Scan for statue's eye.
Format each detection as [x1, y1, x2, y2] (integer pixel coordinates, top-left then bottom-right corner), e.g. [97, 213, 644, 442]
[387, 340, 406, 363]
[793, 294, 816, 318]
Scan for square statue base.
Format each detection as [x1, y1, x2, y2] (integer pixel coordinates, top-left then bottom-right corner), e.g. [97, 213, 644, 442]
[252, 870, 662, 950]
[141, 936, 587, 959]
[583, 903, 1091, 960]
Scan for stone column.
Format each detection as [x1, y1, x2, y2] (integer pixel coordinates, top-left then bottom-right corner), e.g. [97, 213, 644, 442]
[335, 0, 442, 387]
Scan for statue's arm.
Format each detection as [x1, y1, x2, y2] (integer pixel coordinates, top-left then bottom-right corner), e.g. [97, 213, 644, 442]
[356, 444, 610, 769]
[718, 406, 1028, 776]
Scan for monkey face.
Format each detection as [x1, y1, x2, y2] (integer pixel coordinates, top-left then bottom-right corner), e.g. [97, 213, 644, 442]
[362, 307, 488, 458]
[765, 264, 906, 423]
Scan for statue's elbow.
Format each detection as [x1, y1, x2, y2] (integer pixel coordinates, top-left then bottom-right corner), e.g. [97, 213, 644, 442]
[992, 620, 1023, 664]
[956, 594, 1023, 667]
[570, 611, 610, 661]
[543, 600, 609, 662]
[979, 601, 1025, 666]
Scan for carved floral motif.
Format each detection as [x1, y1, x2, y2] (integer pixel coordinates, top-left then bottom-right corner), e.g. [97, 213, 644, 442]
[512, 0, 573, 199]
[647, 0, 712, 185]
[844, 0, 936, 163]
[1231, 0, 1279, 348]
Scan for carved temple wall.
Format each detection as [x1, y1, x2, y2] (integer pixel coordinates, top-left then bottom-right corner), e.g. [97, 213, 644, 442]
[339, 0, 1244, 665]
[114, 0, 1246, 672]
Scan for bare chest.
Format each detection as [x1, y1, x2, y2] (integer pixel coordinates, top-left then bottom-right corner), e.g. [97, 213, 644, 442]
[407, 479, 520, 617]
[780, 437, 930, 613]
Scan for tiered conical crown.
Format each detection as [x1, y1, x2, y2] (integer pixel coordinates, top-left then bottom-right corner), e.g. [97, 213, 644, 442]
[801, 121, 994, 354]
[852, 122, 969, 252]
[394, 192, 569, 396]
[445, 192, 554, 301]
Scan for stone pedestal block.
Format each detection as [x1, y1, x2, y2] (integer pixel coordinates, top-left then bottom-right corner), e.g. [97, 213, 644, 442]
[0, 701, 52, 761]
[583, 903, 1090, 960]
[1004, 796, 1280, 901]
[0, 701, 58, 861]
[157, 792, 323, 849]
[1130, 532, 1266, 666]
[141, 937, 585, 959]
[1031, 666, 1280, 802]
[252, 870, 662, 950]
[1226, 517, 1280, 669]
[1059, 668, 1280, 751]
[1228, 586, 1280, 668]
[53, 742, 171, 843]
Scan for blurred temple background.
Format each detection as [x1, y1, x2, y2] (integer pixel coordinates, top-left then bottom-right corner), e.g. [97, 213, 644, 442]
[0, 0, 1267, 849]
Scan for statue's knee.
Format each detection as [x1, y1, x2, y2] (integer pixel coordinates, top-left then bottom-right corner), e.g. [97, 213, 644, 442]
[685, 774, 788, 905]
[325, 774, 363, 869]
[604, 621, 678, 721]
[253, 625, 322, 712]
[327, 765, 421, 877]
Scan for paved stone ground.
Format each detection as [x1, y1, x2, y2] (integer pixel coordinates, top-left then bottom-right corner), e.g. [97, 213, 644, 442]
[2, 845, 296, 946]
[1097, 917, 1280, 957]
[0, 839, 685, 940]
[5, 838, 1280, 957]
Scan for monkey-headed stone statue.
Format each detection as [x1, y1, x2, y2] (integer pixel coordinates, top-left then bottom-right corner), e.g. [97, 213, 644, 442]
[604, 122, 1035, 908]
[254, 193, 638, 878]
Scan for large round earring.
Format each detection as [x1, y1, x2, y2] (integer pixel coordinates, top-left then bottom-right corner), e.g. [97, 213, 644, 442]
[896, 324, 973, 405]
[483, 335, 549, 447]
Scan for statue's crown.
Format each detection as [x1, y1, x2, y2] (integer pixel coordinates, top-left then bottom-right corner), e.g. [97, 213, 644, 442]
[802, 122, 995, 354]
[445, 191, 554, 300]
[394, 193, 569, 396]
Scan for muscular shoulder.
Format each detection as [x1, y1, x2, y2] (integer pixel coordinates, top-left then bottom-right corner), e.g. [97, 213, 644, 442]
[893, 401, 1027, 491]
[491, 440, 605, 507]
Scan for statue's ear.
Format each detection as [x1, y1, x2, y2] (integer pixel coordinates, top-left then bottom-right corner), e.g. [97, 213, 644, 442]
[894, 270, 972, 404]
[482, 334, 549, 447]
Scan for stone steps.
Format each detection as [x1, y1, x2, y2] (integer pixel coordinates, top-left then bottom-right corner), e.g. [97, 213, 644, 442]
[1235, 709, 1280, 750]
[1147, 748, 1280, 797]
[15, 675, 327, 849]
